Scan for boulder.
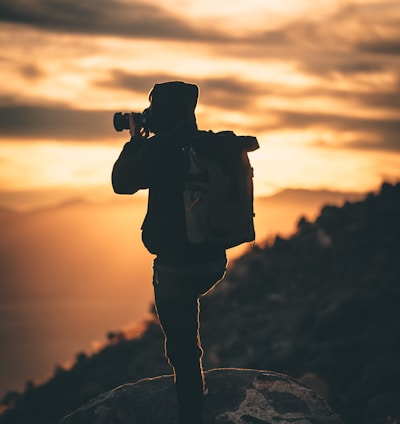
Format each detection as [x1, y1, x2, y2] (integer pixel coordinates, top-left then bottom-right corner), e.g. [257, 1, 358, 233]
[61, 368, 343, 424]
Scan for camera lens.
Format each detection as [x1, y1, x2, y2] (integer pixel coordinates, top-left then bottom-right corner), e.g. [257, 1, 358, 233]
[113, 112, 130, 132]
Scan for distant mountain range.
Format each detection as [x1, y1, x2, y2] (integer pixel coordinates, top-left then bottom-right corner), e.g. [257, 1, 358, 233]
[0, 186, 365, 214]
[1, 183, 399, 424]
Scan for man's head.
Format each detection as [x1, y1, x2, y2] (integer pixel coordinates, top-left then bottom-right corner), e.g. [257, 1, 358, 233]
[147, 81, 199, 134]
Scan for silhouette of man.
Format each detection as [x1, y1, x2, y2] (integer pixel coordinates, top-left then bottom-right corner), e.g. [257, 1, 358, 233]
[112, 81, 227, 424]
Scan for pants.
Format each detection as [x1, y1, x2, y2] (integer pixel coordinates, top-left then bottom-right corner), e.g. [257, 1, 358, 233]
[152, 267, 226, 424]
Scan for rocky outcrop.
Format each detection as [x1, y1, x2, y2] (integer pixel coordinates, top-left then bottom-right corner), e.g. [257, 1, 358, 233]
[61, 368, 342, 424]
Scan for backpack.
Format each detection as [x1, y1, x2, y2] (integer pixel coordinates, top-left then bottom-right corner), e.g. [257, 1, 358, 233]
[183, 130, 259, 249]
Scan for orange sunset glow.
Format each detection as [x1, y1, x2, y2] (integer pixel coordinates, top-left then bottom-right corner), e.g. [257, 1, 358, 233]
[0, 0, 399, 400]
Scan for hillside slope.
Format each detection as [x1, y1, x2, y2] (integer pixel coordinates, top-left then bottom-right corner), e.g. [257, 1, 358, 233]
[200, 181, 400, 423]
[1, 182, 399, 424]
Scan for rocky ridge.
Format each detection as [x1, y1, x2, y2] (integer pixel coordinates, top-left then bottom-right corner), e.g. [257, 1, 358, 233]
[61, 369, 343, 424]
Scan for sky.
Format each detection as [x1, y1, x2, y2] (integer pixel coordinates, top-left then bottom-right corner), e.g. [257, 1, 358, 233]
[0, 0, 399, 210]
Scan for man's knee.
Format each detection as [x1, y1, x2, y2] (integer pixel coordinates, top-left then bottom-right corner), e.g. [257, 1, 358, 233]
[164, 338, 203, 368]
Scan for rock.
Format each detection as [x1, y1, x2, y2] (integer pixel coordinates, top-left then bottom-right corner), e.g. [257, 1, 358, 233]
[366, 393, 400, 424]
[61, 368, 343, 424]
[297, 372, 330, 400]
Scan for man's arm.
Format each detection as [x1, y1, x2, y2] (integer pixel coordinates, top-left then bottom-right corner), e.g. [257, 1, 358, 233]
[111, 113, 154, 194]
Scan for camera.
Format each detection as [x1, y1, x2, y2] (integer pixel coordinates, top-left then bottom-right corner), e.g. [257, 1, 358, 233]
[113, 108, 152, 135]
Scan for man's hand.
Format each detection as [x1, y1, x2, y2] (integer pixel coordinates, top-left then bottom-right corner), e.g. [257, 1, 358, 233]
[129, 112, 136, 137]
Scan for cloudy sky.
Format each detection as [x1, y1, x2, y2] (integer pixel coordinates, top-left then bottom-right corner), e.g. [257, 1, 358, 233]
[0, 0, 399, 209]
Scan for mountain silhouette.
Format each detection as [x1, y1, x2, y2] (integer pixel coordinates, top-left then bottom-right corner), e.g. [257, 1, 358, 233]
[1, 182, 399, 424]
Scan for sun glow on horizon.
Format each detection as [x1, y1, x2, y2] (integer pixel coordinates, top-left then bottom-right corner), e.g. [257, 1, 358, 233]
[1, 133, 396, 204]
[0, 141, 120, 191]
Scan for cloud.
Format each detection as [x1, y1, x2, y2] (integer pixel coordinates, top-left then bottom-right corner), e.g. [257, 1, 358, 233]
[18, 64, 45, 80]
[210, 1, 400, 69]
[1, 0, 399, 56]
[259, 82, 400, 117]
[276, 108, 400, 135]
[358, 40, 400, 56]
[1, 0, 399, 155]
[345, 138, 400, 152]
[97, 68, 400, 130]
[0, 0, 228, 41]
[96, 72, 171, 96]
[0, 104, 117, 141]
[352, 89, 400, 111]
[267, 109, 400, 152]
[1, 100, 398, 154]
[97, 71, 259, 109]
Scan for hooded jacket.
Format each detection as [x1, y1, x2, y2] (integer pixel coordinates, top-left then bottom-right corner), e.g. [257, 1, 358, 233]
[112, 123, 228, 266]
[112, 82, 227, 266]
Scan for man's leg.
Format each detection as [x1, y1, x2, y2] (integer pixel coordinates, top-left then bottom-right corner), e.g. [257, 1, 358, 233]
[152, 269, 225, 424]
[153, 270, 203, 423]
